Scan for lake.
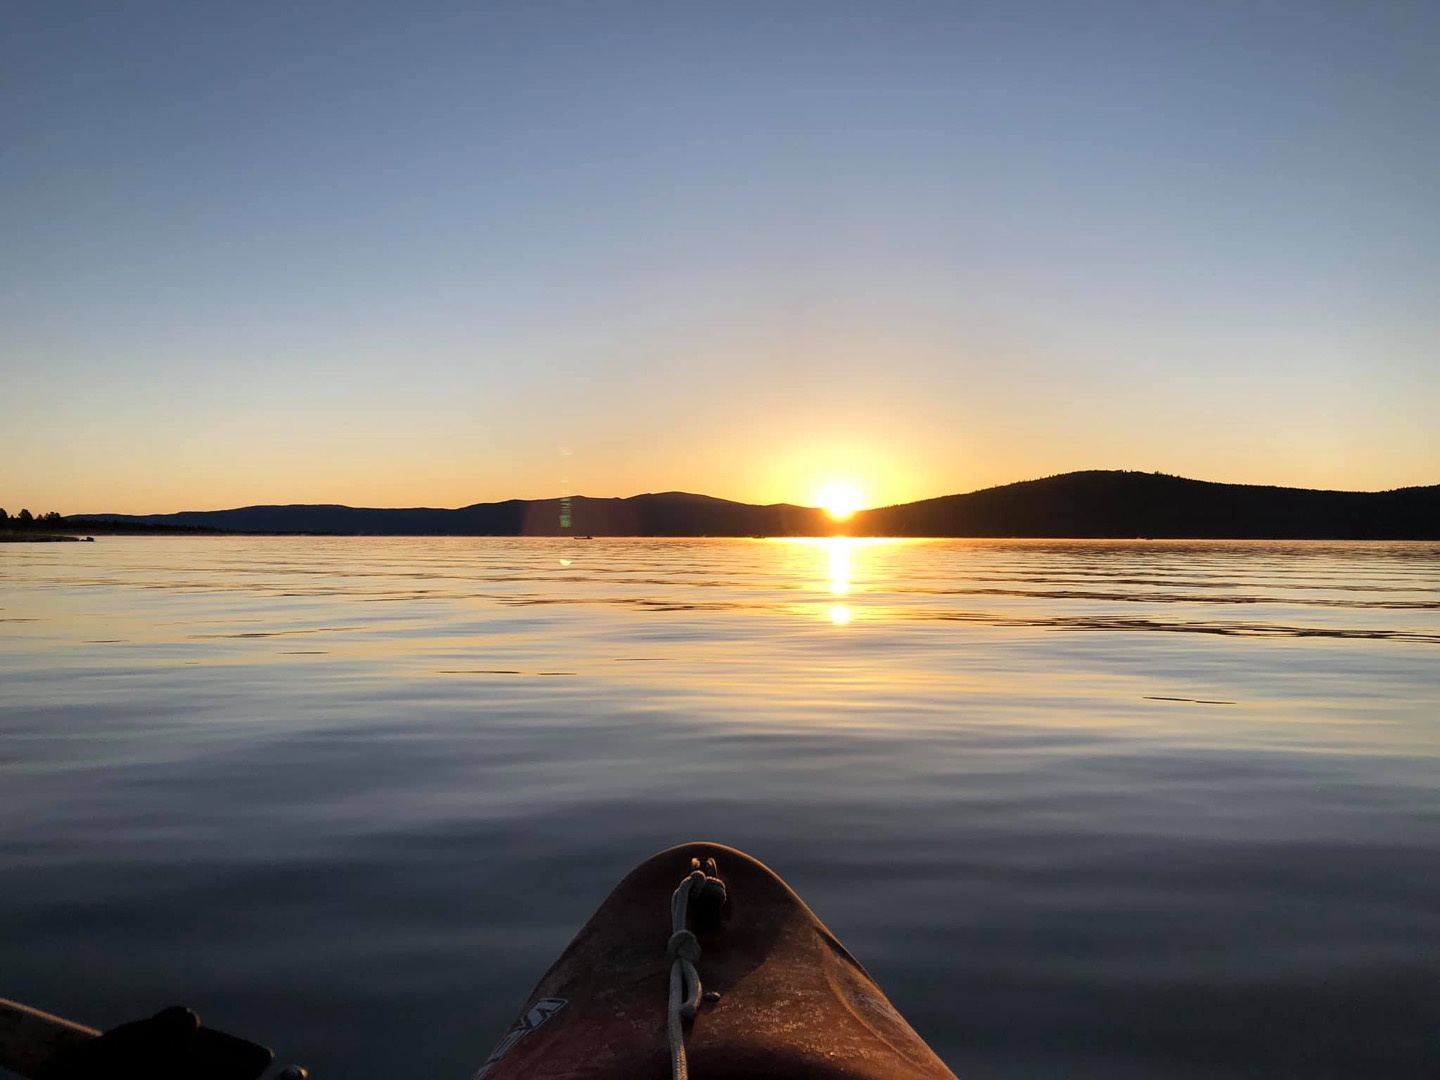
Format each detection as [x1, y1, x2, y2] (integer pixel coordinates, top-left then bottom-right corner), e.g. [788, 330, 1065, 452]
[2, 536, 1437, 1079]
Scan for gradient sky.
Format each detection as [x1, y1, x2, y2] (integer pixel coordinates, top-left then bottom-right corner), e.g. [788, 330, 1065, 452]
[4, 1, 1436, 514]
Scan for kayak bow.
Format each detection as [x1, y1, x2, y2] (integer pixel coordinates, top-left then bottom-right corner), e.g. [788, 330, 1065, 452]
[475, 842, 956, 1079]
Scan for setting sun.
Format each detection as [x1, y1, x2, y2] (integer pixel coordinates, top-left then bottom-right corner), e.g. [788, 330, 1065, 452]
[816, 482, 864, 521]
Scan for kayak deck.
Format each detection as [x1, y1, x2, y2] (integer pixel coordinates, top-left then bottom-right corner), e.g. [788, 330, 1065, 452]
[476, 842, 956, 1079]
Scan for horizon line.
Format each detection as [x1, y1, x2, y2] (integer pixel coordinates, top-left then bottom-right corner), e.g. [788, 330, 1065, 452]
[62, 468, 1440, 520]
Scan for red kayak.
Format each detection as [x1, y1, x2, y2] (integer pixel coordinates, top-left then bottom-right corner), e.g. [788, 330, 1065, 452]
[474, 842, 957, 1079]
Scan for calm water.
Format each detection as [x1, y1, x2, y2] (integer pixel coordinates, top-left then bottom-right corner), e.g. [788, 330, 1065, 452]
[2, 537, 1438, 1079]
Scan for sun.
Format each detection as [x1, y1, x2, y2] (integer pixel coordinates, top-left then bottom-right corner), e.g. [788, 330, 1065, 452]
[815, 482, 864, 521]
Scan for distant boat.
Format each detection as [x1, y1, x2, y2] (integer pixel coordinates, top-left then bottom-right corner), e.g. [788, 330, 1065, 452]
[574, 535, 594, 541]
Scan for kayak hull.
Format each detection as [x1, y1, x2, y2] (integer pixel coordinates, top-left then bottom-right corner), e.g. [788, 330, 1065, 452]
[476, 842, 956, 1079]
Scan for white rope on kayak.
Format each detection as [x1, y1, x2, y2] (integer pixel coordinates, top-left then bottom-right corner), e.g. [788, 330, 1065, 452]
[667, 858, 726, 1080]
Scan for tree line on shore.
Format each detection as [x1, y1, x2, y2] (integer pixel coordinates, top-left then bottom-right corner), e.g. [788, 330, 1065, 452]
[0, 509, 64, 529]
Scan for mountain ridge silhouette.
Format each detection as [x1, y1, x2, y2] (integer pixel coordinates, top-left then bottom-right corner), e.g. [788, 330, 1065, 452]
[69, 470, 1440, 539]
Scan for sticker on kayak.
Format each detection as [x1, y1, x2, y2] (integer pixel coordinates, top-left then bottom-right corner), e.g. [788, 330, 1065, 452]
[472, 997, 568, 1079]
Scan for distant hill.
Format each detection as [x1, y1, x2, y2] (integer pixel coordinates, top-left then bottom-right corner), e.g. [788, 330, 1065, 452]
[70, 492, 829, 538]
[853, 471, 1440, 539]
[69, 472, 1440, 539]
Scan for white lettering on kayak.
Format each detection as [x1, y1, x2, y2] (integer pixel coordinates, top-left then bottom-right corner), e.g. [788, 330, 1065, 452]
[472, 997, 568, 1079]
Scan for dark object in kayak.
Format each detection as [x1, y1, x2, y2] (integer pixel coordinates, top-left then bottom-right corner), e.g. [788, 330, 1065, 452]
[42, 1006, 273, 1080]
[475, 842, 957, 1079]
[0, 1001, 278, 1080]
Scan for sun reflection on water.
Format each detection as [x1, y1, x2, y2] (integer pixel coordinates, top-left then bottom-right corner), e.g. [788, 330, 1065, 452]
[775, 536, 908, 626]
[829, 538, 852, 596]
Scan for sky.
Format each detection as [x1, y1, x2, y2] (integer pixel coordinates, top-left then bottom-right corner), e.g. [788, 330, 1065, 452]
[3, 1, 1437, 515]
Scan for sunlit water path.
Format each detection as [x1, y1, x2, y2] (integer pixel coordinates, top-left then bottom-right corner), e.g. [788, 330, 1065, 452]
[3, 537, 1438, 1078]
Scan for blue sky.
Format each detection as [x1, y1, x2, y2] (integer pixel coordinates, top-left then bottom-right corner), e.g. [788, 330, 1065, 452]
[3, 1, 1436, 513]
